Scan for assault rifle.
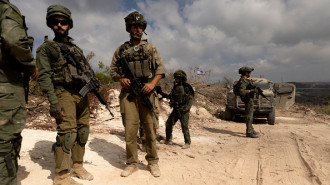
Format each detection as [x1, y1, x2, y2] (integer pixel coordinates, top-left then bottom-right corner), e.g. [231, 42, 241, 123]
[169, 93, 183, 118]
[57, 42, 114, 117]
[118, 57, 158, 120]
[256, 87, 270, 101]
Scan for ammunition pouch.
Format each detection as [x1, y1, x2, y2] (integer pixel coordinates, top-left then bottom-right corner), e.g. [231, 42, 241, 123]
[120, 42, 154, 79]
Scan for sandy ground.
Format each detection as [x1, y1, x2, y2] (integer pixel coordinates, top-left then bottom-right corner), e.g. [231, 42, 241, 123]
[16, 103, 330, 185]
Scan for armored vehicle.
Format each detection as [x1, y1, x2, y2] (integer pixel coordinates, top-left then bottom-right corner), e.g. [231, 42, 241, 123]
[225, 78, 296, 125]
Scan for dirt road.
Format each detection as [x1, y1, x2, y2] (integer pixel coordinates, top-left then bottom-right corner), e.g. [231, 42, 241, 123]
[17, 107, 330, 185]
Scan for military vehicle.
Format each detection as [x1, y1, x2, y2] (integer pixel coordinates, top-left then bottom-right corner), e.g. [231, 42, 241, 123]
[225, 78, 296, 125]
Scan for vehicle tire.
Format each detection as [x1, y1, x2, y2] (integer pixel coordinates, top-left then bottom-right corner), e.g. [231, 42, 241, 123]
[267, 109, 275, 125]
[224, 108, 233, 121]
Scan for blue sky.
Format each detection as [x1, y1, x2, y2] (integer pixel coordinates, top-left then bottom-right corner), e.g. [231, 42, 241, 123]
[12, 0, 330, 82]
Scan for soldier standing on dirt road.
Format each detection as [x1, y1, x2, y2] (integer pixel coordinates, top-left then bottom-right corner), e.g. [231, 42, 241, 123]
[36, 4, 94, 185]
[0, 0, 37, 184]
[237, 66, 260, 138]
[164, 70, 194, 149]
[110, 11, 166, 177]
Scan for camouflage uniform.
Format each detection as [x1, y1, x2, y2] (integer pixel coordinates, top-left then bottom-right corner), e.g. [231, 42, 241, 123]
[238, 66, 258, 138]
[110, 39, 165, 167]
[0, 0, 35, 184]
[36, 5, 93, 183]
[165, 75, 194, 145]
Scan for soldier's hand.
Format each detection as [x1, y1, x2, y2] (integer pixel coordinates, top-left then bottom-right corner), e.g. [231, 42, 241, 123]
[119, 78, 131, 89]
[30, 68, 38, 81]
[50, 103, 64, 119]
[141, 83, 155, 94]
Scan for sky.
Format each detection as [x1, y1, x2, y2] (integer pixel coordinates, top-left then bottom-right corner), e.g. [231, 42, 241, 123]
[11, 0, 330, 83]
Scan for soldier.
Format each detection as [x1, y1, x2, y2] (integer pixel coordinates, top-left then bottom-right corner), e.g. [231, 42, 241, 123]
[237, 66, 259, 138]
[165, 70, 194, 149]
[0, 0, 37, 184]
[36, 4, 93, 185]
[110, 11, 166, 177]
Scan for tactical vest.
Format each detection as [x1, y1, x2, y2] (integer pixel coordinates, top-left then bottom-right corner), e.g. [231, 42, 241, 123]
[239, 78, 256, 100]
[119, 41, 154, 79]
[45, 40, 90, 85]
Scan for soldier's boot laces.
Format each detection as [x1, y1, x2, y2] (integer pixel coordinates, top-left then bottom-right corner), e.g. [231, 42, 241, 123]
[121, 165, 138, 177]
[71, 162, 94, 181]
[148, 164, 161, 177]
[181, 143, 190, 149]
[54, 170, 82, 185]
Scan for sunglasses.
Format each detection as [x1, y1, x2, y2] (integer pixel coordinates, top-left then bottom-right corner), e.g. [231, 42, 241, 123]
[52, 19, 69, 26]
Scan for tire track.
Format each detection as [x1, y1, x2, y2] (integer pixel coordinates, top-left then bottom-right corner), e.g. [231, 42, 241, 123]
[291, 132, 323, 185]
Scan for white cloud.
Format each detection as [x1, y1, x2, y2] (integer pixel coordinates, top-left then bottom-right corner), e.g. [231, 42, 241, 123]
[11, 0, 330, 83]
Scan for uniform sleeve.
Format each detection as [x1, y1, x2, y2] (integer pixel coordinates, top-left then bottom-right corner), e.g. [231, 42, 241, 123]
[1, 4, 35, 73]
[151, 44, 166, 77]
[239, 79, 250, 96]
[109, 46, 122, 81]
[186, 84, 194, 109]
[36, 44, 58, 105]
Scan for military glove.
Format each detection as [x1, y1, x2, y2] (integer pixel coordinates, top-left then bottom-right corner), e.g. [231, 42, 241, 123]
[50, 103, 64, 119]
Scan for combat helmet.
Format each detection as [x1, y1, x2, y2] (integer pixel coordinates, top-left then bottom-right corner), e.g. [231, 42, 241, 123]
[174, 70, 187, 81]
[46, 4, 73, 28]
[124, 11, 147, 32]
[238, 66, 254, 75]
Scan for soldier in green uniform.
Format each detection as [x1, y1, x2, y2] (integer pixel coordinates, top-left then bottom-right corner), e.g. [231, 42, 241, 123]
[0, 0, 37, 184]
[36, 4, 93, 185]
[165, 70, 194, 149]
[237, 66, 259, 138]
[110, 11, 166, 177]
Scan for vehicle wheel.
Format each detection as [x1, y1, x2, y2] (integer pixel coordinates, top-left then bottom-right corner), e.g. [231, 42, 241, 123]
[267, 109, 275, 125]
[224, 108, 233, 121]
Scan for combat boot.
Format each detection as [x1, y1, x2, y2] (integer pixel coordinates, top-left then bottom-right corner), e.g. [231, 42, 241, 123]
[71, 162, 94, 181]
[246, 133, 259, 138]
[165, 140, 173, 145]
[253, 130, 259, 135]
[121, 165, 138, 177]
[148, 164, 161, 177]
[181, 143, 190, 149]
[54, 170, 82, 185]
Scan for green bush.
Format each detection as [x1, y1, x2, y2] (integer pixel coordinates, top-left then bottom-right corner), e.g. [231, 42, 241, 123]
[314, 105, 330, 115]
[95, 72, 114, 85]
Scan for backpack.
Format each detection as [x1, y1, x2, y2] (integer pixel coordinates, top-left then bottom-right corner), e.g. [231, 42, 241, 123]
[233, 80, 240, 96]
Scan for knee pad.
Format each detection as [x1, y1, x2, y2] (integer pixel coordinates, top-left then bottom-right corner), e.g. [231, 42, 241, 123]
[77, 126, 89, 146]
[61, 132, 77, 154]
